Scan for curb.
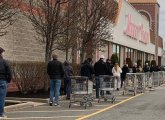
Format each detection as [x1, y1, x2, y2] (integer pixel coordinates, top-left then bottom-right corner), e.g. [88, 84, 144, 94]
[5, 95, 66, 112]
[7, 95, 66, 103]
[5, 102, 35, 112]
[7, 97, 48, 103]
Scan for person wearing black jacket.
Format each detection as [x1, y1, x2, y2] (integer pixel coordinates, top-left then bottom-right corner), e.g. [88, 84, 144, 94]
[106, 59, 113, 76]
[81, 58, 94, 80]
[47, 54, 64, 106]
[63, 61, 73, 100]
[0, 47, 12, 119]
[94, 55, 107, 98]
[121, 64, 129, 88]
[143, 63, 150, 72]
[132, 63, 137, 73]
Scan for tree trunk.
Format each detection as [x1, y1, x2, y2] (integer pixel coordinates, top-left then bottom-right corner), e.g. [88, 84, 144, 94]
[45, 44, 50, 62]
[66, 49, 69, 61]
[80, 46, 86, 63]
[44, 43, 52, 91]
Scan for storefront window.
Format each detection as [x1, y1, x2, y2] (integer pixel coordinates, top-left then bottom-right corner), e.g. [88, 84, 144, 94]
[117, 45, 120, 57]
[113, 44, 116, 54]
[112, 44, 120, 64]
[125, 48, 128, 59]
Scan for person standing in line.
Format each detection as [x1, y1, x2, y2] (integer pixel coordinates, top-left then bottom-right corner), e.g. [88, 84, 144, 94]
[150, 65, 156, 72]
[121, 64, 129, 88]
[137, 64, 143, 73]
[63, 60, 73, 100]
[47, 54, 64, 106]
[81, 58, 94, 80]
[143, 63, 150, 72]
[132, 63, 137, 73]
[112, 63, 122, 91]
[94, 55, 107, 98]
[0, 47, 12, 119]
[105, 59, 113, 76]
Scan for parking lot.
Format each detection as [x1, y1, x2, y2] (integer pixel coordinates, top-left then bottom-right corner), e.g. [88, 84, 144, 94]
[5, 90, 143, 120]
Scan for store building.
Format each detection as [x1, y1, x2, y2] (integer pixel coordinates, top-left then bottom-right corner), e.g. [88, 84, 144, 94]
[127, 0, 164, 66]
[98, 0, 156, 67]
[0, 0, 163, 67]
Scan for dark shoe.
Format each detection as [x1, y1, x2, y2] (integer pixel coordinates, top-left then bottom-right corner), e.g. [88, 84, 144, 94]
[66, 97, 70, 100]
[117, 88, 119, 91]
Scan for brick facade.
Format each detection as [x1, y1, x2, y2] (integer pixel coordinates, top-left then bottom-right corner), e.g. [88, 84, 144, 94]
[0, 12, 69, 62]
[0, 13, 45, 62]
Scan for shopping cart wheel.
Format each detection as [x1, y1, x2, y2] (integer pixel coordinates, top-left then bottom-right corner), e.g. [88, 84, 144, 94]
[98, 99, 100, 103]
[123, 91, 125, 96]
[134, 92, 136, 96]
[80, 101, 84, 106]
[85, 104, 87, 109]
[112, 97, 116, 103]
[104, 98, 108, 102]
[88, 102, 92, 107]
[69, 103, 71, 108]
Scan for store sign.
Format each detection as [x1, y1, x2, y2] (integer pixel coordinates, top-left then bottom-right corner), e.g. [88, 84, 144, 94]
[124, 14, 150, 44]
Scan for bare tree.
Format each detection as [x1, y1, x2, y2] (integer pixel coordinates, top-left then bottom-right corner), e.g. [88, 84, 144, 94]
[75, 0, 118, 62]
[55, 0, 79, 61]
[26, 0, 118, 62]
[26, 0, 68, 62]
[0, 0, 19, 36]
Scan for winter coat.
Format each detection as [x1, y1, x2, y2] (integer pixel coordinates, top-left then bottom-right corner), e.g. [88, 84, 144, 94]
[94, 59, 107, 76]
[63, 65, 73, 79]
[132, 66, 137, 73]
[143, 65, 150, 72]
[121, 65, 129, 80]
[106, 62, 113, 76]
[47, 59, 64, 79]
[0, 57, 12, 83]
[81, 61, 94, 80]
[112, 66, 122, 77]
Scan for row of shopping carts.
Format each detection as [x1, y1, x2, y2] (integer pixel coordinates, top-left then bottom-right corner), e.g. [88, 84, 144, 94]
[69, 71, 165, 109]
[69, 75, 117, 109]
[123, 71, 165, 96]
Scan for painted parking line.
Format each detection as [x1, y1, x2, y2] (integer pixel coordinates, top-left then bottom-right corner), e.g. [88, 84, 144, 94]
[8, 109, 102, 113]
[76, 93, 144, 120]
[5, 116, 81, 119]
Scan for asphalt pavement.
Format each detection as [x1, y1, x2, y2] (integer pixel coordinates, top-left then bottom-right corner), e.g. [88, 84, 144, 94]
[84, 86, 165, 120]
[4, 86, 165, 120]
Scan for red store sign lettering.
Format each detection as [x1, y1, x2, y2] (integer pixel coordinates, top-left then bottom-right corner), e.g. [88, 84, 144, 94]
[124, 14, 150, 44]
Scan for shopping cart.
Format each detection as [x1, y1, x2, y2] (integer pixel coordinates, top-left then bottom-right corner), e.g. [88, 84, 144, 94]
[152, 72, 159, 87]
[158, 71, 164, 85]
[145, 72, 154, 90]
[136, 73, 146, 93]
[69, 76, 93, 109]
[123, 73, 137, 96]
[98, 75, 116, 103]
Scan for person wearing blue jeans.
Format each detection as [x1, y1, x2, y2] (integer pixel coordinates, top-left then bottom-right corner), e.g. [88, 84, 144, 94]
[95, 76, 100, 98]
[94, 55, 107, 98]
[0, 47, 12, 118]
[0, 80, 7, 118]
[50, 79, 61, 105]
[47, 54, 64, 106]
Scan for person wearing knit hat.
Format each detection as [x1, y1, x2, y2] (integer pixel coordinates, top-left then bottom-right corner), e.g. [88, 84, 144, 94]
[0, 47, 12, 119]
[100, 55, 105, 59]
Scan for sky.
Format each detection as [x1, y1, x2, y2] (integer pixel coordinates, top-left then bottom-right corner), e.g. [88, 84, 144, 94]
[158, 0, 165, 43]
